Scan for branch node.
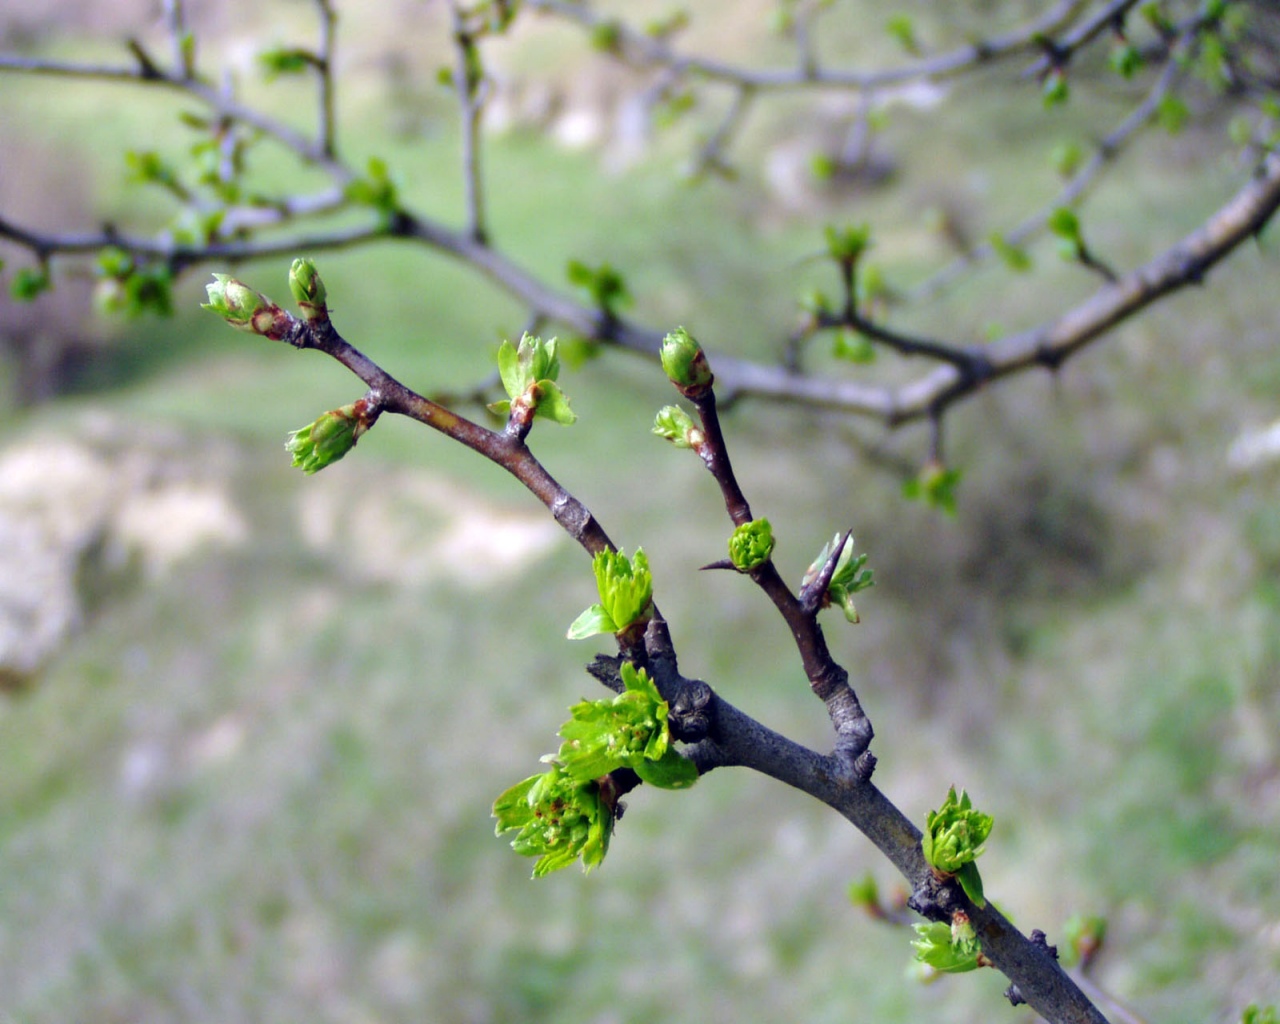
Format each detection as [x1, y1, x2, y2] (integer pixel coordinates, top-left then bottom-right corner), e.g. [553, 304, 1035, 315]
[668, 678, 714, 743]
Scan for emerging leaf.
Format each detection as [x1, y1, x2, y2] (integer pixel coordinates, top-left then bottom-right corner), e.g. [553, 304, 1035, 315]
[566, 604, 618, 641]
[802, 533, 874, 623]
[910, 920, 983, 975]
[652, 405, 700, 448]
[494, 334, 576, 425]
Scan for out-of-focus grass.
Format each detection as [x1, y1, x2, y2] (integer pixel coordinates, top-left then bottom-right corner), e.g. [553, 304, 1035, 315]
[3, 2, 1280, 1022]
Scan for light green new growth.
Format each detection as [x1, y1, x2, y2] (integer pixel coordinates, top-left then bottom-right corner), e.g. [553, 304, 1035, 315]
[558, 663, 697, 790]
[203, 272, 296, 339]
[285, 401, 375, 474]
[488, 333, 577, 425]
[729, 519, 775, 571]
[922, 786, 994, 907]
[659, 326, 713, 392]
[492, 766, 612, 877]
[567, 548, 654, 639]
[288, 257, 328, 321]
[652, 405, 701, 448]
[493, 663, 696, 877]
[910, 916, 983, 975]
[802, 533, 874, 623]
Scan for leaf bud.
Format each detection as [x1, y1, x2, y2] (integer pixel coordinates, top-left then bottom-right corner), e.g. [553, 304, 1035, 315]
[728, 519, 775, 571]
[288, 258, 328, 322]
[284, 399, 379, 474]
[660, 326, 714, 396]
[203, 274, 289, 338]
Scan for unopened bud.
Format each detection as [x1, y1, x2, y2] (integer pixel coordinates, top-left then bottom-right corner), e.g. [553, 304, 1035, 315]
[288, 258, 328, 322]
[660, 327, 714, 395]
[203, 274, 290, 338]
[285, 399, 378, 474]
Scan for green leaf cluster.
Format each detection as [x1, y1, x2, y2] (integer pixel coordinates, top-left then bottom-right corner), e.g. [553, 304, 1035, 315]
[9, 266, 51, 302]
[285, 401, 376, 474]
[344, 156, 399, 217]
[489, 333, 576, 425]
[885, 13, 920, 55]
[903, 462, 962, 515]
[728, 519, 775, 571]
[1048, 206, 1086, 262]
[492, 766, 612, 877]
[922, 786, 994, 907]
[1243, 1006, 1279, 1024]
[567, 259, 631, 317]
[1109, 42, 1142, 79]
[95, 247, 173, 318]
[202, 273, 287, 337]
[833, 328, 876, 364]
[567, 548, 653, 639]
[802, 533, 874, 623]
[559, 663, 698, 789]
[258, 44, 315, 80]
[1042, 69, 1069, 108]
[493, 663, 696, 877]
[911, 918, 983, 975]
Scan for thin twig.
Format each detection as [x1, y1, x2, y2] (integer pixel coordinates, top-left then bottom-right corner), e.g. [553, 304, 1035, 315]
[314, 0, 338, 158]
[525, 0, 1092, 92]
[449, 1, 489, 244]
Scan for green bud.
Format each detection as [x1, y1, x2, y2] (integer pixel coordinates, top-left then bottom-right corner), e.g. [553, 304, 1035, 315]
[203, 274, 290, 338]
[660, 326, 714, 394]
[1059, 914, 1108, 968]
[1042, 68, 1069, 107]
[288, 258, 328, 322]
[567, 547, 653, 639]
[493, 765, 612, 877]
[847, 872, 880, 913]
[903, 461, 962, 515]
[729, 519, 775, 571]
[652, 405, 702, 448]
[824, 223, 873, 264]
[1047, 207, 1081, 244]
[284, 400, 378, 474]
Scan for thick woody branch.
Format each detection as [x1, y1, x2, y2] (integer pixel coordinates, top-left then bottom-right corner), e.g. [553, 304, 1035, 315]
[684, 694, 1108, 1024]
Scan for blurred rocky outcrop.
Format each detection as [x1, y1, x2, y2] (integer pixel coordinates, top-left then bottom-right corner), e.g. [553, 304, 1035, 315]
[0, 417, 248, 688]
